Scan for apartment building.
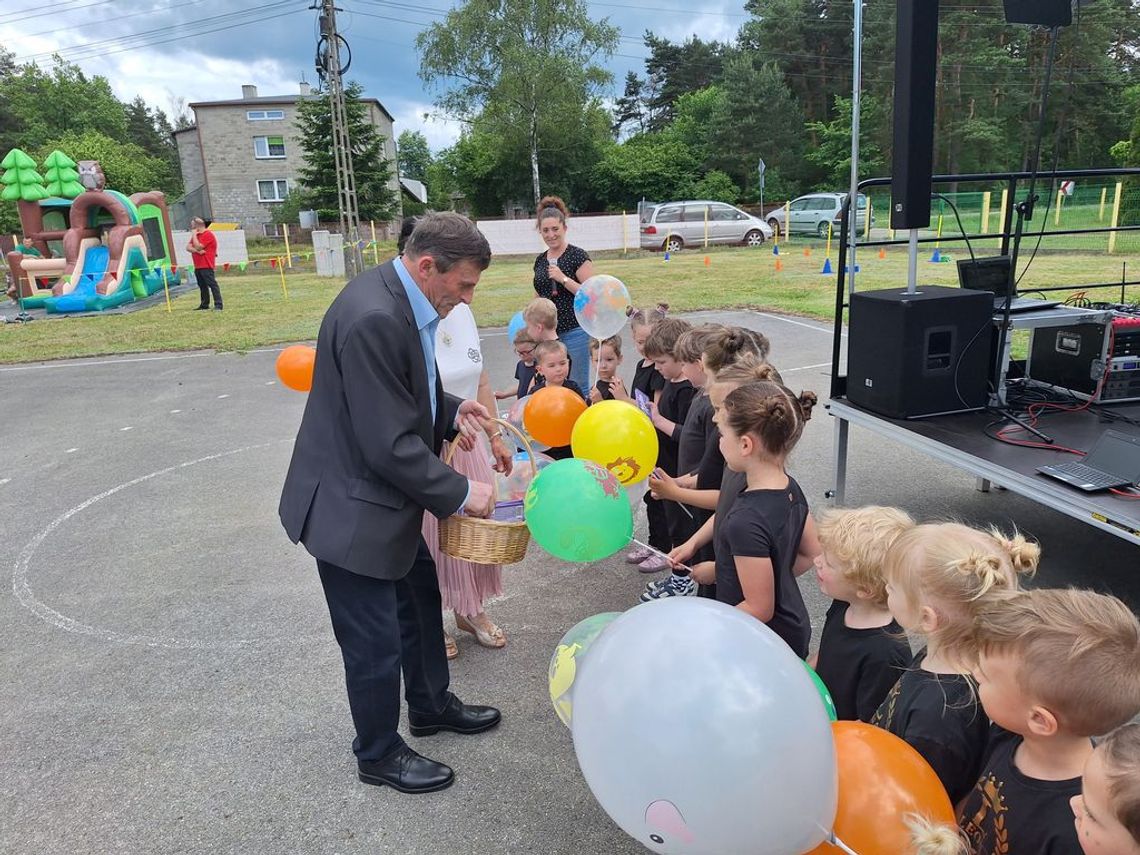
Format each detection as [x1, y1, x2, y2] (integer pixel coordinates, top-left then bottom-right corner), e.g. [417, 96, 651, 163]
[173, 83, 399, 234]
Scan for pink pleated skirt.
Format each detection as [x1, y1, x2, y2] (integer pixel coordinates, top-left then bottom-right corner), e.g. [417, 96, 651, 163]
[421, 435, 504, 618]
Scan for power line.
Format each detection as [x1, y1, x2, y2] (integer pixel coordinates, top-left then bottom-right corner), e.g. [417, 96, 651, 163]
[15, 1, 302, 63]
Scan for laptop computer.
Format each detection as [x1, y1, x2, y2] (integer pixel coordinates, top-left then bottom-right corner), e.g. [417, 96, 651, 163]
[957, 256, 1061, 314]
[1038, 429, 1140, 492]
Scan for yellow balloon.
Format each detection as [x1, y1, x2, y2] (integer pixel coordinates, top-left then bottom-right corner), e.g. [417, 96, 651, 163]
[570, 399, 659, 485]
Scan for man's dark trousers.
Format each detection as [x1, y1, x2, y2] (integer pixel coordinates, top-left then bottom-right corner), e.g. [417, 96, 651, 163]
[195, 267, 223, 308]
[317, 539, 450, 762]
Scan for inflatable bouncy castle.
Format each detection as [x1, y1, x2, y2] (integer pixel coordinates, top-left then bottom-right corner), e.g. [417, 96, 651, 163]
[2, 148, 182, 313]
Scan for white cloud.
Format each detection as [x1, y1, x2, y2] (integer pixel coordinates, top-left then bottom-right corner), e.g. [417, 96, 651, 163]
[386, 99, 465, 153]
[109, 51, 300, 113]
[654, 1, 742, 45]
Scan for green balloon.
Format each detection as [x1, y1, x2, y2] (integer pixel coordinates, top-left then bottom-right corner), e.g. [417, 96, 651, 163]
[524, 459, 633, 562]
[549, 611, 623, 728]
[803, 661, 838, 722]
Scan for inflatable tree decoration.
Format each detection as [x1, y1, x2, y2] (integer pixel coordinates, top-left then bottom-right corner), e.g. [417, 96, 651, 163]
[42, 150, 84, 198]
[0, 148, 49, 202]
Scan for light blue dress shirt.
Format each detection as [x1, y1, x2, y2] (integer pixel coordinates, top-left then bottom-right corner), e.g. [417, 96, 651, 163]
[393, 256, 471, 514]
[393, 256, 439, 416]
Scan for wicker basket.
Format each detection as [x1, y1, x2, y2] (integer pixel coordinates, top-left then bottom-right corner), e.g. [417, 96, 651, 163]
[438, 417, 535, 565]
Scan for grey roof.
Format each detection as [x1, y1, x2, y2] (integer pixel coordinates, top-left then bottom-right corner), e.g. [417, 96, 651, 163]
[188, 94, 394, 123]
[400, 177, 427, 204]
[171, 126, 197, 136]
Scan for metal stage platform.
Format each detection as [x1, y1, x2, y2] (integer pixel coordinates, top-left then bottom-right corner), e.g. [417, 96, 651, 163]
[828, 397, 1140, 546]
[828, 167, 1140, 547]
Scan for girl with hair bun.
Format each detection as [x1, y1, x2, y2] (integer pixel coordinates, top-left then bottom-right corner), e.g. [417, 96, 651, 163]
[872, 522, 1040, 804]
[687, 379, 820, 657]
[533, 195, 595, 390]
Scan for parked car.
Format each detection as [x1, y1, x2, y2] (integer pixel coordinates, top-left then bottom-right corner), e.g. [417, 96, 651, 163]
[764, 192, 872, 239]
[639, 201, 774, 252]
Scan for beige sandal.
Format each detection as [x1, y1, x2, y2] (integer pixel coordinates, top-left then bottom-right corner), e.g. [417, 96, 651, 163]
[444, 632, 459, 660]
[455, 613, 507, 649]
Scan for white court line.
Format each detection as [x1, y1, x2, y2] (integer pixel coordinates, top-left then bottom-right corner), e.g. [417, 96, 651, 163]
[169, 409, 181, 414]
[780, 361, 833, 373]
[65, 448, 78, 454]
[12, 439, 306, 650]
[217, 394, 230, 399]
[0, 478, 10, 486]
[0, 347, 285, 373]
[119, 426, 133, 431]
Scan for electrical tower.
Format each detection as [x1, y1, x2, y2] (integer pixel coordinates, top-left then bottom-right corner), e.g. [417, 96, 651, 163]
[314, 0, 365, 277]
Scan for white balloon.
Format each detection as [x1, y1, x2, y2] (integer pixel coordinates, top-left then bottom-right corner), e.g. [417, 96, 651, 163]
[571, 598, 837, 855]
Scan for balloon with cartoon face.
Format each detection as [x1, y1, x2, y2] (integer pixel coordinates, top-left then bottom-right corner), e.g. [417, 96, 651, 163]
[571, 598, 837, 854]
[548, 611, 622, 727]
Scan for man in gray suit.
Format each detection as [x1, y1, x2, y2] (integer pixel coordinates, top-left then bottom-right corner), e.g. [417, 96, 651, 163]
[280, 213, 501, 794]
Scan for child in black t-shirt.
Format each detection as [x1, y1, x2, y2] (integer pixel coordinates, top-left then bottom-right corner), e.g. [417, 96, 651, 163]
[496, 329, 537, 402]
[1073, 722, 1140, 855]
[872, 521, 1039, 805]
[682, 377, 820, 658]
[643, 318, 696, 556]
[811, 505, 914, 723]
[530, 339, 586, 460]
[587, 335, 625, 403]
[623, 304, 670, 568]
[951, 589, 1140, 855]
[646, 351, 783, 601]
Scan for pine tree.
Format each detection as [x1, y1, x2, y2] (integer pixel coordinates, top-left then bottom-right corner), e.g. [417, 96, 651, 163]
[612, 72, 646, 136]
[293, 82, 399, 222]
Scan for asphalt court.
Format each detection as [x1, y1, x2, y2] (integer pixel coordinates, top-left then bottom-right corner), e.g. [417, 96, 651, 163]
[1, 308, 1137, 854]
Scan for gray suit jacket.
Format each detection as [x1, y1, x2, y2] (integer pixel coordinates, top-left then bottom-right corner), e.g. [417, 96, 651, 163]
[278, 260, 468, 579]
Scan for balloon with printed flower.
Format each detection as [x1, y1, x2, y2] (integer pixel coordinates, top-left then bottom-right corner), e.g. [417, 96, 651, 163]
[574, 274, 631, 340]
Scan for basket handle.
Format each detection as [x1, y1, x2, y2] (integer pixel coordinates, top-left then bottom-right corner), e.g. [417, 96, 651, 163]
[444, 416, 537, 474]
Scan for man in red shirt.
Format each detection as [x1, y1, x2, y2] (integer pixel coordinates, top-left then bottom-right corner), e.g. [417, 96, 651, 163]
[187, 217, 222, 310]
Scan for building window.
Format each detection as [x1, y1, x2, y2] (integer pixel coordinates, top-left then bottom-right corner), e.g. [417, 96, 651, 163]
[257, 179, 288, 202]
[247, 109, 285, 121]
[254, 135, 286, 158]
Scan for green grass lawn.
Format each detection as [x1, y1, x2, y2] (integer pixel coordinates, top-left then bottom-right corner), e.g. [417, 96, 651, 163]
[2, 239, 1137, 364]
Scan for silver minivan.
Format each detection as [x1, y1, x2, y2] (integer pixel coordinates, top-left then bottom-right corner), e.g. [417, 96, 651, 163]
[639, 201, 774, 252]
[765, 192, 871, 239]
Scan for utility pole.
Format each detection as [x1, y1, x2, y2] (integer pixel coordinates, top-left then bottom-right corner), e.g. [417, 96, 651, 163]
[315, 0, 364, 277]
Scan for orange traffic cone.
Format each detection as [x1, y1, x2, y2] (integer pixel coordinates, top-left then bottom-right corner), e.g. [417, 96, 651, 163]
[775, 257, 784, 272]
[704, 256, 710, 267]
[878, 247, 887, 260]
[803, 247, 812, 257]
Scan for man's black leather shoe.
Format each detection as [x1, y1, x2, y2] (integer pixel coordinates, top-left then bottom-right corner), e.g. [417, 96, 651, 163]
[408, 693, 501, 737]
[357, 745, 454, 794]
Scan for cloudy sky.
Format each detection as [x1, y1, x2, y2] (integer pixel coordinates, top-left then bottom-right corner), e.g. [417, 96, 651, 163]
[0, 0, 748, 151]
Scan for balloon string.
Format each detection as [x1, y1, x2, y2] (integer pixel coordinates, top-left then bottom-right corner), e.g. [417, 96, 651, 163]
[829, 834, 860, 855]
[630, 538, 693, 573]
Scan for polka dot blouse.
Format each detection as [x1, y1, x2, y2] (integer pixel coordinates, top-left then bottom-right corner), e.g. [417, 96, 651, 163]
[533, 244, 591, 335]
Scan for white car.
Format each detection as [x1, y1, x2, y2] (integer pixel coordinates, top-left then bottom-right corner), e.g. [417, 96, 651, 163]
[639, 201, 774, 252]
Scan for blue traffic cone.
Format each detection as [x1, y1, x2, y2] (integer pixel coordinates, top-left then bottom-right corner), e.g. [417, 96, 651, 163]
[929, 248, 942, 263]
[772, 244, 780, 256]
[821, 258, 833, 274]
[663, 252, 670, 262]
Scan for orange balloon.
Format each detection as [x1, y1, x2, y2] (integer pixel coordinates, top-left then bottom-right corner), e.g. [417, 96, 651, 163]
[805, 722, 956, 855]
[276, 345, 316, 392]
[523, 386, 587, 446]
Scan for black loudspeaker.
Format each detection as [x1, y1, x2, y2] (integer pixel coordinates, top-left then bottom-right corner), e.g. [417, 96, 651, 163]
[847, 286, 993, 419]
[890, 0, 940, 231]
[1004, 0, 1072, 27]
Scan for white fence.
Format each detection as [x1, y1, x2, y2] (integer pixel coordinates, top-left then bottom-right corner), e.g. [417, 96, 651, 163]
[171, 229, 250, 268]
[475, 214, 640, 257]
